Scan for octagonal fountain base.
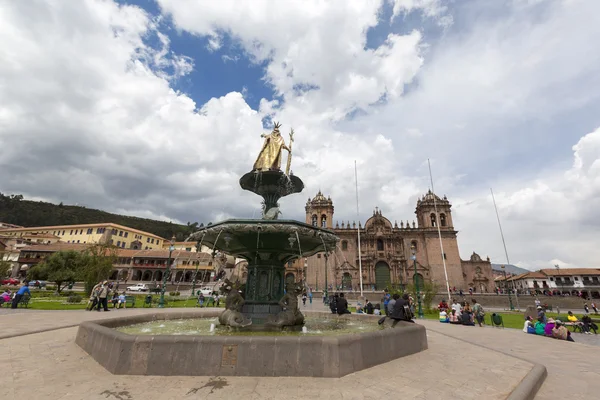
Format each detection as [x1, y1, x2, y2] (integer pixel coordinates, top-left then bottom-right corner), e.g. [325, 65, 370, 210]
[75, 310, 428, 378]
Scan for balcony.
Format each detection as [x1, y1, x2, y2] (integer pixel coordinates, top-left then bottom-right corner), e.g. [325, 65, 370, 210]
[17, 257, 44, 264]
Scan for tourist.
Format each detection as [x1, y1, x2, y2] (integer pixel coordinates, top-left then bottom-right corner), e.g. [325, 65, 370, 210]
[591, 302, 598, 314]
[117, 292, 126, 309]
[584, 303, 590, 314]
[460, 308, 474, 326]
[308, 291, 312, 304]
[544, 318, 556, 336]
[523, 316, 534, 334]
[383, 293, 390, 316]
[96, 281, 110, 312]
[365, 299, 374, 314]
[438, 299, 449, 312]
[534, 298, 541, 308]
[534, 318, 546, 335]
[302, 292, 307, 306]
[451, 299, 462, 317]
[11, 281, 30, 309]
[471, 299, 485, 327]
[389, 294, 413, 322]
[581, 314, 597, 334]
[330, 293, 338, 314]
[449, 309, 461, 324]
[87, 281, 102, 311]
[439, 309, 449, 323]
[552, 320, 569, 340]
[567, 311, 579, 324]
[373, 303, 381, 315]
[537, 306, 547, 324]
[198, 292, 205, 307]
[387, 294, 397, 315]
[1, 289, 12, 304]
[336, 293, 350, 315]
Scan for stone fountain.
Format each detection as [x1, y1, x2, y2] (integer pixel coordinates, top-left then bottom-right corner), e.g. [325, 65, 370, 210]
[75, 122, 428, 377]
[187, 122, 337, 330]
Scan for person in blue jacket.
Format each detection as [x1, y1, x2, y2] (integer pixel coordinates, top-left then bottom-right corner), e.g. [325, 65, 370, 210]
[11, 281, 30, 309]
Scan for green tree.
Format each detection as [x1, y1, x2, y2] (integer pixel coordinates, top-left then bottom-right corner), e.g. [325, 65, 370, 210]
[81, 244, 116, 296]
[27, 251, 83, 294]
[391, 281, 440, 313]
[0, 258, 12, 278]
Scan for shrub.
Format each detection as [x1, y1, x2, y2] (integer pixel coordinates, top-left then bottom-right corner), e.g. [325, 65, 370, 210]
[168, 291, 181, 296]
[67, 294, 82, 303]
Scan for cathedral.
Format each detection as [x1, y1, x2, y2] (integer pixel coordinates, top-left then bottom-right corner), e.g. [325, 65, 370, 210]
[284, 190, 494, 293]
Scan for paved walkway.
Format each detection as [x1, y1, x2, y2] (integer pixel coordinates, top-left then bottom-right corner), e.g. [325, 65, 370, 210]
[0, 325, 531, 399]
[418, 320, 600, 399]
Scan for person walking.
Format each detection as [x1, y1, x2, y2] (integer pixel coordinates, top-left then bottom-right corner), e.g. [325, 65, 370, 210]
[592, 302, 598, 314]
[302, 292, 307, 306]
[584, 303, 590, 314]
[308, 291, 313, 304]
[11, 281, 30, 309]
[96, 281, 110, 312]
[471, 299, 485, 327]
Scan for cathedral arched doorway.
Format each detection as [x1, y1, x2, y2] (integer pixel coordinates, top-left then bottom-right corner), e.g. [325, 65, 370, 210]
[375, 261, 391, 291]
[342, 272, 352, 290]
[413, 273, 424, 288]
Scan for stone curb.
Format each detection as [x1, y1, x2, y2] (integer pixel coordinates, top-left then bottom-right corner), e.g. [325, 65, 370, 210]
[507, 364, 547, 400]
[0, 324, 80, 340]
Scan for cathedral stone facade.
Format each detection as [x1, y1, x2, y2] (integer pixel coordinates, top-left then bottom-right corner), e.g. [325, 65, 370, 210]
[284, 190, 494, 293]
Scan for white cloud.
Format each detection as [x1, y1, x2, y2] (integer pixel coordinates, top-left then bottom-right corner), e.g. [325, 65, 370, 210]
[1, 0, 600, 271]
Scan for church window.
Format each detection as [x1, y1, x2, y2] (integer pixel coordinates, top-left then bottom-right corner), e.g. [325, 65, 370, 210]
[440, 213, 447, 227]
[321, 215, 327, 228]
[377, 239, 384, 251]
[430, 213, 437, 227]
[311, 214, 317, 227]
[410, 240, 418, 252]
[341, 240, 348, 250]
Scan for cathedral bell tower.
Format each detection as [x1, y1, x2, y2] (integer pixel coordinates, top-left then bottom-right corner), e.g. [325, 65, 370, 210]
[415, 190, 454, 229]
[305, 190, 334, 229]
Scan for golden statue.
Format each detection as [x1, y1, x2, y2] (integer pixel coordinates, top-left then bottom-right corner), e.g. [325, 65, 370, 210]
[253, 122, 291, 171]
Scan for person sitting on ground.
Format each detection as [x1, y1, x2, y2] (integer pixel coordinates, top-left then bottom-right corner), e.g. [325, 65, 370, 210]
[365, 299, 374, 315]
[552, 319, 568, 340]
[449, 309, 461, 324]
[356, 299, 364, 313]
[373, 303, 381, 315]
[451, 299, 462, 317]
[534, 318, 546, 335]
[438, 299, 449, 312]
[460, 307, 474, 326]
[523, 316, 534, 333]
[336, 293, 351, 315]
[544, 318, 556, 336]
[439, 309, 449, 323]
[1, 289, 11, 304]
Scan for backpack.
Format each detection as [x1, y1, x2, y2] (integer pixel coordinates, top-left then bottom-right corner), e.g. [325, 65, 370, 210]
[476, 304, 485, 317]
[402, 303, 413, 320]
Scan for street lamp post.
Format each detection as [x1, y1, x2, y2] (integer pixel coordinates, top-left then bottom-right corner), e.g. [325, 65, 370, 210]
[555, 264, 564, 296]
[324, 253, 329, 305]
[501, 265, 514, 311]
[158, 235, 176, 308]
[411, 245, 423, 319]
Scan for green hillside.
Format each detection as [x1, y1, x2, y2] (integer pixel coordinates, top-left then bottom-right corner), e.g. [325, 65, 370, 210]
[0, 193, 202, 241]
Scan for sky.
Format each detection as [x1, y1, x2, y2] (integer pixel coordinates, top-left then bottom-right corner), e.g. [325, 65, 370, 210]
[0, 0, 599, 271]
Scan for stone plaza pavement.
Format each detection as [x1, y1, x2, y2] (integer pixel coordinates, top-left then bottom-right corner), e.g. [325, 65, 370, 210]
[0, 308, 595, 399]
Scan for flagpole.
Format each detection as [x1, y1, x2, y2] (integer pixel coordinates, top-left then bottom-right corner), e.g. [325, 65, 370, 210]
[355, 161, 364, 296]
[490, 188, 520, 310]
[427, 159, 452, 304]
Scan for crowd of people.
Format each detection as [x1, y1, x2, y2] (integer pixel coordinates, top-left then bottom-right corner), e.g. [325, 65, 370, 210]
[438, 299, 486, 327]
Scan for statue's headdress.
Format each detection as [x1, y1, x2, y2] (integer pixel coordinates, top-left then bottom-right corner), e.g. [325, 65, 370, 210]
[273, 121, 282, 131]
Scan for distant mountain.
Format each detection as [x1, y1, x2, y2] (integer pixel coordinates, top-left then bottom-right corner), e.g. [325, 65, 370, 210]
[0, 193, 201, 241]
[491, 263, 530, 275]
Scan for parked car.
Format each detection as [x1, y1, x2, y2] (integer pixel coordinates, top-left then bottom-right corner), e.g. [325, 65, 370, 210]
[126, 283, 149, 292]
[200, 287, 215, 296]
[1, 278, 20, 286]
[28, 280, 47, 288]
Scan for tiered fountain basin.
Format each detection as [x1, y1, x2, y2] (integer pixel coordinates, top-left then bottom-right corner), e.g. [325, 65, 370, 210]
[75, 310, 428, 377]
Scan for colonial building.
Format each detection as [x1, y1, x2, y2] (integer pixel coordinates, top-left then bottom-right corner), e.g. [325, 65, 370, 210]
[0, 223, 165, 250]
[285, 190, 494, 293]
